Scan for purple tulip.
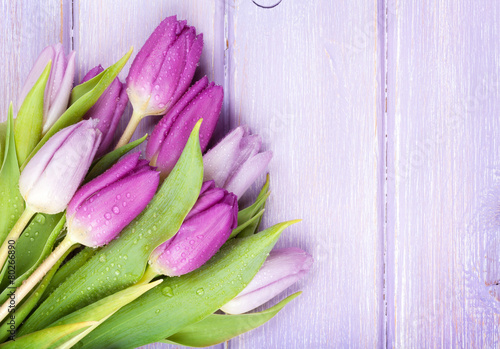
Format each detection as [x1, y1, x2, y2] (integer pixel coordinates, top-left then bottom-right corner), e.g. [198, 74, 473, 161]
[220, 248, 313, 314]
[149, 180, 238, 277]
[146, 76, 223, 176]
[66, 152, 159, 248]
[81, 65, 129, 157]
[18, 43, 76, 134]
[126, 16, 203, 117]
[19, 119, 101, 214]
[203, 126, 272, 198]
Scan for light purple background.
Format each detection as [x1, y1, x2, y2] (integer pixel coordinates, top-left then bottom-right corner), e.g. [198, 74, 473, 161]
[1, 0, 499, 348]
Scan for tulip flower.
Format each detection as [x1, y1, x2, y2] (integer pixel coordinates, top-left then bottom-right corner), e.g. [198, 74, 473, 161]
[81, 65, 129, 157]
[0, 119, 101, 275]
[0, 151, 159, 322]
[220, 248, 313, 314]
[148, 181, 238, 277]
[116, 16, 203, 148]
[146, 76, 223, 177]
[18, 43, 76, 134]
[67, 151, 160, 247]
[203, 126, 273, 198]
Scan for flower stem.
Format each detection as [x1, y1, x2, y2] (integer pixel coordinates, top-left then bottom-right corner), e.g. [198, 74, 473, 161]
[115, 110, 144, 149]
[0, 241, 77, 342]
[136, 265, 159, 285]
[0, 206, 36, 270]
[0, 236, 77, 323]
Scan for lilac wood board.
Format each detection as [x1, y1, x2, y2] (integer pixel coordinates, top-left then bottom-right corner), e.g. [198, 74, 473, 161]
[386, 0, 500, 347]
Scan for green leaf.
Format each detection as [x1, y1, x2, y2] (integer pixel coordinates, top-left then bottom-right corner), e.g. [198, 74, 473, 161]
[20, 48, 133, 170]
[230, 209, 265, 239]
[0, 105, 25, 242]
[46, 280, 162, 348]
[14, 61, 51, 165]
[0, 239, 77, 344]
[85, 134, 148, 182]
[77, 220, 298, 349]
[0, 322, 96, 349]
[19, 121, 204, 335]
[69, 71, 104, 105]
[41, 247, 98, 304]
[0, 121, 8, 163]
[165, 292, 301, 347]
[0, 214, 64, 298]
[235, 174, 270, 238]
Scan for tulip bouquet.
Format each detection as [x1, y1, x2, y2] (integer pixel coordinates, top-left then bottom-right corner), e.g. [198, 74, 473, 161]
[0, 15, 312, 349]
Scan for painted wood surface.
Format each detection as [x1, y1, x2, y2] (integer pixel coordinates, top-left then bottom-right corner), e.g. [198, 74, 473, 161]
[386, 0, 500, 347]
[1, 0, 500, 348]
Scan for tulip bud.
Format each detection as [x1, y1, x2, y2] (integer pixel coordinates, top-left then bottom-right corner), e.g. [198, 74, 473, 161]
[19, 119, 101, 214]
[18, 43, 76, 134]
[149, 181, 238, 276]
[146, 76, 223, 176]
[220, 248, 313, 314]
[203, 126, 272, 198]
[66, 152, 159, 248]
[81, 65, 129, 157]
[126, 16, 203, 117]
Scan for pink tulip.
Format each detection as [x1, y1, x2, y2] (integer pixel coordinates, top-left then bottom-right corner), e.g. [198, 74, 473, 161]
[203, 126, 272, 198]
[18, 43, 76, 134]
[67, 152, 159, 247]
[221, 248, 313, 314]
[149, 181, 238, 276]
[146, 76, 223, 176]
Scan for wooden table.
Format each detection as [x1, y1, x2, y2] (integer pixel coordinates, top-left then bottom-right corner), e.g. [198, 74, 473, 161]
[1, 0, 499, 347]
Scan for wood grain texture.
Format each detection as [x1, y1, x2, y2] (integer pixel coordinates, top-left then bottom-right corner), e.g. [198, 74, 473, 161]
[0, 0, 66, 119]
[225, 0, 385, 347]
[386, 0, 500, 347]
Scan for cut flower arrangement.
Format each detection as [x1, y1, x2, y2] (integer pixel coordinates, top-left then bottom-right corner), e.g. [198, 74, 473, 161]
[0, 15, 312, 349]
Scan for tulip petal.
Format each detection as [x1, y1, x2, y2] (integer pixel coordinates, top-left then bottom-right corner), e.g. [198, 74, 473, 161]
[185, 185, 225, 221]
[126, 16, 179, 90]
[67, 152, 141, 218]
[19, 122, 81, 200]
[43, 51, 76, 134]
[68, 169, 159, 247]
[202, 127, 246, 188]
[23, 121, 101, 214]
[81, 65, 104, 84]
[220, 248, 313, 314]
[171, 33, 203, 105]
[146, 76, 208, 160]
[151, 203, 234, 277]
[224, 151, 272, 198]
[127, 17, 184, 109]
[18, 45, 55, 112]
[155, 84, 223, 174]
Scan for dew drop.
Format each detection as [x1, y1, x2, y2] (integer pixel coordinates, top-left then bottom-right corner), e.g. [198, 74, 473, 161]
[36, 215, 46, 224]
[196, 288, 204, 296]
[162, 286, 174, 297]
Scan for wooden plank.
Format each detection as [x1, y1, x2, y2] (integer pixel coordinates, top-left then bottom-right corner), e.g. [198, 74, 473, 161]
[386, 0, 500, 347]
[0, 0, 65, 120]
[227, 0, 385, 347]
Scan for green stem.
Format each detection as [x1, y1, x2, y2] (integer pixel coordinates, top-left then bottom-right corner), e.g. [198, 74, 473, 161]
[136, 265, 159, 285]
[0, 207, 36, 271]
[0, 236, 77, 323]
[0, 242, 77, 343]
[115, 110, 143, 149]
